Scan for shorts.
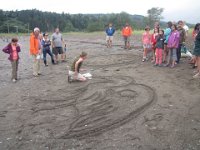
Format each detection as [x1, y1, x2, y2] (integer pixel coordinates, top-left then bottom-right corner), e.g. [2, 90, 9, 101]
[143, 44, 152, 49]
[123, 36, 130, 42]
[52, 47, 63, 55]
[106, 36, 113, 41]
[68, 70, 85, 80]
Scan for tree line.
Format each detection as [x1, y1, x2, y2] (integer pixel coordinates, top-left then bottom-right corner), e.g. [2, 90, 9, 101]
[0, 8, 174, 33]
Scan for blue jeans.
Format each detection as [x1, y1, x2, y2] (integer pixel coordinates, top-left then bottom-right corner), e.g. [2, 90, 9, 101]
[43, 49, 54, 65]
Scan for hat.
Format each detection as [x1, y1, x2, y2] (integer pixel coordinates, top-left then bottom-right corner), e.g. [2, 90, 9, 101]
[34, 27, 40, 32]
[145, 26, 150, 30]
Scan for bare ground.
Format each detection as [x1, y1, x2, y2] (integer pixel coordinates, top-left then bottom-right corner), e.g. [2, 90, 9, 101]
[0, 32, 200, 150]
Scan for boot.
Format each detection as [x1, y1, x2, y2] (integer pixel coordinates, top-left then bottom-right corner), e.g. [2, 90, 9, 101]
[44, 60, 48, 66]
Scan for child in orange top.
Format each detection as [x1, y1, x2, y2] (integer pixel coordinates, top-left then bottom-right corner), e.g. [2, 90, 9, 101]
[142, 26, 152, 62]
[122, 23, 133, 49]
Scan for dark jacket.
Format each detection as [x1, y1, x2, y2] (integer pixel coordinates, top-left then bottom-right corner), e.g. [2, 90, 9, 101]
[41, 39, 51, 51]
[193, 32, 200, 56]
[156, 35, 165, 49]
[178, 27, 186, 44]
[2, 43, 21, 61]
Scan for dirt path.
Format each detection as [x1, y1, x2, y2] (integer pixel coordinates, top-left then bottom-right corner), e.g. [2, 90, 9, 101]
[0, 33, 200, 150]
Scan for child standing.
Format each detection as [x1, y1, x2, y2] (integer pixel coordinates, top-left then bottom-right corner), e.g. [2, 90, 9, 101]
[142, 26, 152, 62]
[105, 23, 115, 48]
[154, 30, 165, 66]
[151, 27, 159, 63]
[166, 24, 180, 68]
[2, 38, 21, 82]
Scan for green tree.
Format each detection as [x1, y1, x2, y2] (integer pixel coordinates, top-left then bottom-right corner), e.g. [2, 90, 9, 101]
[147, 7, 164, 28]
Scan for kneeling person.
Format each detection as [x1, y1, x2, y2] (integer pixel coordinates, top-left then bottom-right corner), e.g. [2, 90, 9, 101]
[69, 52, 87, 82]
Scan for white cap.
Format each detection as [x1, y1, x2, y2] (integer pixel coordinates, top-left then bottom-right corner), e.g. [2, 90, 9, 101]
[34, 27, 40, 32]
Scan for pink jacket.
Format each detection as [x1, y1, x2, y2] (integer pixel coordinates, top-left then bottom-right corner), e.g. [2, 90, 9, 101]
[142, 32, 151, 44]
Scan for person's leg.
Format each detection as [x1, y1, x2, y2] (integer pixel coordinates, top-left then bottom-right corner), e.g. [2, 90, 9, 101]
[43, 49, 47, 66]
[197, 57, 200, 72]
[167, 48, 172, 65]
[36, 59, 41, 75]
[53, 47, 58, 63]
[11, 60, 16, 80]
[15, 60, 19, 79]
[163, 44, 168, 63]
[151, 46, 156, 63]
[32, 55, 38, 76]
[176, 44, 181, 63]
[143, 45, 147, 61]
[193, 56, 200, 78]
[124, 37, 127, 49]
[109, 38, 111, 48]
[159, 49, 163, 65]
[155, 48, 159, 65]
[59, 47, 64, 61]
[47, 50, 55, 64]
[127, 37, 131, 49]
[171, 48, 177, 67]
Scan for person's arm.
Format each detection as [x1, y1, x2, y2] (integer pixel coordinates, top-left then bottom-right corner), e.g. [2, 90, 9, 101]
[17, 46, 21, 53]
[51, 35, 55, 48]
[183, 30, 186, 44]
[30, 36, 35, 55]
[74, 58, 83, 77]
[2, 44, 10, 54]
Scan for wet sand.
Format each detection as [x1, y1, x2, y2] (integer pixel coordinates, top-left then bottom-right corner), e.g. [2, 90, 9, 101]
[0, 32, 200, 150]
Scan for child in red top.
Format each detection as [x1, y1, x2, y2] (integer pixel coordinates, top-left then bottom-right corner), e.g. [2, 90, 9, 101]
[151, 27, 159, 63]
[2, 38, 21, 82]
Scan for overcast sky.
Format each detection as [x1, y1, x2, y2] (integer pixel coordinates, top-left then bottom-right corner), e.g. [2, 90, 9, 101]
[1, 0, 199, 24]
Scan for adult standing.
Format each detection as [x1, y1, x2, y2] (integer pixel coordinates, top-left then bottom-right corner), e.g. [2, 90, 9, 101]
[193, 24, 200, 78]
[105, 23, 115, 48]
[30, 27, 41, 77]
[163, 21, 172, 63]
[183, 21, 189, 37]
[51, 28, 64, 63]
[41, 33, 55, 66]
[177, 21, 186, 64]
[122, 22, 133, 49]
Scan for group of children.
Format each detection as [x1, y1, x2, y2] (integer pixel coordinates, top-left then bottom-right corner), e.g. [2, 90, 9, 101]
[142, 21, 185, 68]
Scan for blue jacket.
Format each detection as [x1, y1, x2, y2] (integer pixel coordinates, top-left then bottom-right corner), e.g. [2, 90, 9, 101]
[106, 27, 115, 36]
[164, 28, 171, 43]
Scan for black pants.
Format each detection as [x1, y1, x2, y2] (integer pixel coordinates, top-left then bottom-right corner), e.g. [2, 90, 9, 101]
[176, 44, 182, 63]
[43, 49, 54, 65]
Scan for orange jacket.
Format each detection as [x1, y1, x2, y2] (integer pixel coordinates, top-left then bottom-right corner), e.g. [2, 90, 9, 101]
[30, 33, 39, 55]
[122, 26, 133, 36]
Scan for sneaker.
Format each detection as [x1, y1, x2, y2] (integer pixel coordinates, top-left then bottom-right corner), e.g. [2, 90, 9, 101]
[164, 64, 170, 67]
[193, 73, 200, 79]
[142, 58, 146, 62]
[153, 64, 158, 67]
[33, 74, 39, 77]
[158, 64, 163, 67]
[12, 79, 17, 83]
